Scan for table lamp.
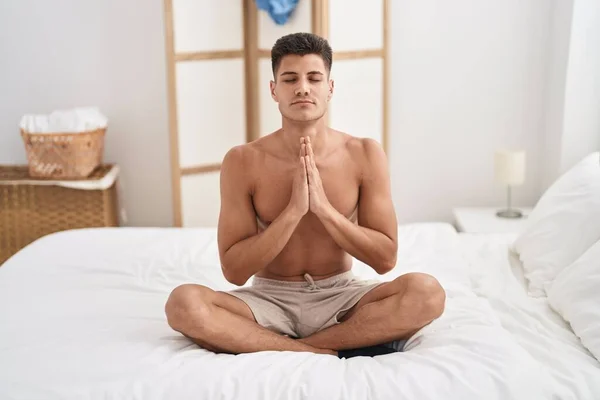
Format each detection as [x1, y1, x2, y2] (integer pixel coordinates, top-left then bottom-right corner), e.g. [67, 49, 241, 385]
[494, 150, 526, 218]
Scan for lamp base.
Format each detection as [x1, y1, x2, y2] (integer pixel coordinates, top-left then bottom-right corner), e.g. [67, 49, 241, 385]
[496, 209, 523, 219]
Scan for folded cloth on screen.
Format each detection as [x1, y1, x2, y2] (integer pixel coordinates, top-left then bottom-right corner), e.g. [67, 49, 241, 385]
[255, 0, 299, 25]
[19, 107, 108, 134]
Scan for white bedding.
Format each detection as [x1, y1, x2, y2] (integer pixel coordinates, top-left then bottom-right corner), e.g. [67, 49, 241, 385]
[0, 224, 599, 399]
[459, 233, 600, 399]
[547, 240, 600, 361]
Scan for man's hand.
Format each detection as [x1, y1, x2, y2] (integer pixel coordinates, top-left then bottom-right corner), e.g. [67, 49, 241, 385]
[288, 138, 310, 218]
[305, 137, 332, 217]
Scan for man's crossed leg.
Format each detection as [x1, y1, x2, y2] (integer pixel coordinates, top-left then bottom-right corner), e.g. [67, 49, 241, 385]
[165, 272, 445, 357]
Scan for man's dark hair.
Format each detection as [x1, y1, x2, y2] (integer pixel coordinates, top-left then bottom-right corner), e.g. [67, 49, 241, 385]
[271, 32, 333, 78]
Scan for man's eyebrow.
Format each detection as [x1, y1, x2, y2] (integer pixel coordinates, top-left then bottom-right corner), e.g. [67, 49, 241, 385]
[278, 71, 324, 77]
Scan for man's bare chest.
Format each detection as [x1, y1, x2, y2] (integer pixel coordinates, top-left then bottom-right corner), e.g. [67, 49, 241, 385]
[251, 163, 360, 224]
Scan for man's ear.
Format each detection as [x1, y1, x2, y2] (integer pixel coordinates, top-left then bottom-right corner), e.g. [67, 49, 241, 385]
[270, 80, 278, 102]
[327, 79, 334, 101]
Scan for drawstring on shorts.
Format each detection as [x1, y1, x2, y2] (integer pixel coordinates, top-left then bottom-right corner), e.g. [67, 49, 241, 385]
[303, 273, 318, 290]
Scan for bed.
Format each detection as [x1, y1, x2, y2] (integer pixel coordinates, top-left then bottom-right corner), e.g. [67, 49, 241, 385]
[1, 221, 599, 400]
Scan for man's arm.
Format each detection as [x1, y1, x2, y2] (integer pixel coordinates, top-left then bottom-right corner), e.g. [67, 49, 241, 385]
[306, 138, 398, 274]
[217, 145, 308, 286]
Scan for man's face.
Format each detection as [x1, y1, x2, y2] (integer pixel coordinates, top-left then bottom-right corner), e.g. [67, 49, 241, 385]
[270, 54, 334, 123]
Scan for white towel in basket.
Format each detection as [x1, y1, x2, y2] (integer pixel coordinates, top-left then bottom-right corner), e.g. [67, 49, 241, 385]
[19, 107, 108, 134]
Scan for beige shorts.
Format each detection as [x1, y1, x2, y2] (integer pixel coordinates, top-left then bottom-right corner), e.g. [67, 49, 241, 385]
[227, 270, 382, 338]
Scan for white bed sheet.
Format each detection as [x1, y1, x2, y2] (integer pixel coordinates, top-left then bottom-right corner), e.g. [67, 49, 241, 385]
[458, 233, 600, 400]
[0, 224, 597, 399]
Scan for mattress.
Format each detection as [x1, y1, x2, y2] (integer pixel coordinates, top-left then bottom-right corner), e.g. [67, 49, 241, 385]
[0, 224, 598, 399]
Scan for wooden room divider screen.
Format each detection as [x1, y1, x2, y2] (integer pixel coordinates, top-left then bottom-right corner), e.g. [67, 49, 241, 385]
[163, 0, 389, 227]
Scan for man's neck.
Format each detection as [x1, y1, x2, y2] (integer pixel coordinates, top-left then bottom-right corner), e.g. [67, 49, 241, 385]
[280, 118, 329, 158]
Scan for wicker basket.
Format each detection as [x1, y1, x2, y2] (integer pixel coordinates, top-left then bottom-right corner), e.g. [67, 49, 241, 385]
[21, 127, 106, 179]
[0, 164, 119, 265]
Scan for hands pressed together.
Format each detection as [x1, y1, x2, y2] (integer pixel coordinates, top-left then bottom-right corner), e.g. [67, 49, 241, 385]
[289, 136, 331, 219]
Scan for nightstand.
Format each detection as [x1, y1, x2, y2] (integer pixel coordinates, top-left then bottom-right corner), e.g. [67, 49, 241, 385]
[453, 207, 533, 234]
[0, 164, 121, 265]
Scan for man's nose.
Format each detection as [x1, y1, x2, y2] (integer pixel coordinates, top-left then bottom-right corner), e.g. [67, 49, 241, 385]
[295, 80, 310, 96]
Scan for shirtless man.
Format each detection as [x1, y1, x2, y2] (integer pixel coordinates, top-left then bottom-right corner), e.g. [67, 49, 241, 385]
[165, 32, 445, 357]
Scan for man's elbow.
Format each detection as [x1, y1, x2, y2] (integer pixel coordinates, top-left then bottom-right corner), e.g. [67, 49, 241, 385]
[373, 238, 398, 274]
[221, 264, 249, 287]
[374, 254, 397, 275]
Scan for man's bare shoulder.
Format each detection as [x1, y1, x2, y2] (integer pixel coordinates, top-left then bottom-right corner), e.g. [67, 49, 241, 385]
[220, 144, 255, 189]
[223, 135, 273, 165]
[221, 135, 281, 183]
[222, 144, 249, 172]
[337, 131, 387, 165]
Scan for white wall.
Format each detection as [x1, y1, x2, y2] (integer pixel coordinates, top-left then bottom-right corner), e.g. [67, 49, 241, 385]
[559, 0, 600, 173]
[1, 1, 597, 227]
[0, 0, 173, 227]
[389, 0, 552, 223]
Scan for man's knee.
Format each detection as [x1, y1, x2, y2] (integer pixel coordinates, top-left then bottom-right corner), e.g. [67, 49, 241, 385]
[165, 284, 213, 333]
[396, 272, 446, 322]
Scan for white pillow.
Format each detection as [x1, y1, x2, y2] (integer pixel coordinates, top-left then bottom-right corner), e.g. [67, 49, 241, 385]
[547, 239, 600, 361]
[513, 152, 600, 297]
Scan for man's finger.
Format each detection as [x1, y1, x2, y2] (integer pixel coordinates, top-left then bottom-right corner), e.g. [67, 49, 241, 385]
[305, 156, 313, 181]
[308, 145, 317, 169]
[301, 157, 309, 183]
[307, 143, 317, 169]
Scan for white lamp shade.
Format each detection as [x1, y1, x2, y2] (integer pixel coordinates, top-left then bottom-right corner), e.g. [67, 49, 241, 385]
[495, 150, 526, 186]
